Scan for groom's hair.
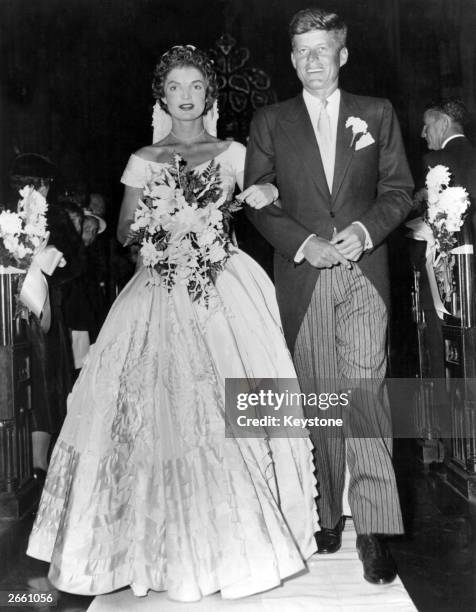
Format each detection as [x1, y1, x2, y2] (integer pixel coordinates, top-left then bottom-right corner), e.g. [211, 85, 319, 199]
[289, 8, 347, 49]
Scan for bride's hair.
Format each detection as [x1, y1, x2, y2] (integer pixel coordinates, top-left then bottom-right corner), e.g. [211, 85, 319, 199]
[152, 45, 218, 115]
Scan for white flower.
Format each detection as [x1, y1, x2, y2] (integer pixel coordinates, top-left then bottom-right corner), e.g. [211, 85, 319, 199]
[345, 116, 368, 136]
[196, 228, 218, 248]
[3, 234, 31, 259]
[424, 163, 470, 254]
[0, 187, 48, 269]
[163, 206, 208, 239]
[28, 235, 42, 249]
[426, 165, 451, 194]
[345, 116, 373, 148]
[208, 242, 227, 263]
[140, 238, 162, 267]
[147, 182, 175, 201]
[209, 209, 223, 227]
[23, 189, 47, 216]
[24, 217, 47, 237]
[18, 185, 35, 200]
[131, 201, 152, 232]
[0, 210, 22, 236]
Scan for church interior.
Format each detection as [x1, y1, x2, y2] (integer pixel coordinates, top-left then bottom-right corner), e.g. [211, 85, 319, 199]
[1, 1, 476, 610]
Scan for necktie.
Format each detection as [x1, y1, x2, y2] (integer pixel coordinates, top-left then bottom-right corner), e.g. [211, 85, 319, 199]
[317, 99, 333, 192]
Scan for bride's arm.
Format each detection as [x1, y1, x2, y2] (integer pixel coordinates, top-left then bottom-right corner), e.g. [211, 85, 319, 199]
[117, 185, 143, 245]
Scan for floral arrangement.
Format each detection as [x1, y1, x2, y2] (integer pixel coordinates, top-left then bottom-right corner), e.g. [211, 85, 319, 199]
[424, 164, 470, 302]
[131, 154, 241, 304]
[425, 165, 470, 252]
[0, 186, 48, 270]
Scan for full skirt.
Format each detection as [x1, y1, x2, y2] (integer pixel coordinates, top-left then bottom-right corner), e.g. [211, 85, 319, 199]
[27, 249, 318, 602]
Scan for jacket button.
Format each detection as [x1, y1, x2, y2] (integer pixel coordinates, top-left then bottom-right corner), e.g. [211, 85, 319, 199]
[329, 211, 335, 218]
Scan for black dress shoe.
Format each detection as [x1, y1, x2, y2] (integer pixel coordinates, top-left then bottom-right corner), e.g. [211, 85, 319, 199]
[316, 516, 345, 554]
[356, 534, 397, 584]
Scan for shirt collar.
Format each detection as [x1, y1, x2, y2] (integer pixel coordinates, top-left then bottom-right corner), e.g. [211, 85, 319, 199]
[303, 88, 340, 112]
[442, 134, 465, 149]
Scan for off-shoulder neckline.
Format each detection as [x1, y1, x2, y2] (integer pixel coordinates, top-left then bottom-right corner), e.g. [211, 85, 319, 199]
[131, 141, 242, 171]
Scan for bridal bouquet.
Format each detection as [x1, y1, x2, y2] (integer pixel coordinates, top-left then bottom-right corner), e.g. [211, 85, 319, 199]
[131, 154, 241, 304]
[0, 186, 48, 270]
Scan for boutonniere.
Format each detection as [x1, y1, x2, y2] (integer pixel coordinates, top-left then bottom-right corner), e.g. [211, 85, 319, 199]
[345, 116, 375, 150]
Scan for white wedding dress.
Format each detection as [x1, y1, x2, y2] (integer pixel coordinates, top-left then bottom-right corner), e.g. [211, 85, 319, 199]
[27, 141, 318, 602]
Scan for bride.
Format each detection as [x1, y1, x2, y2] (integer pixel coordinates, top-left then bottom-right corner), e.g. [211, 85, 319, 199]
[27, 45, 318, 603]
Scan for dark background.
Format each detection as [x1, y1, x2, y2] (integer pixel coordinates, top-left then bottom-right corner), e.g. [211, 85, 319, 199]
[3, 0, 476, 377]
[1, 0, 476, 206]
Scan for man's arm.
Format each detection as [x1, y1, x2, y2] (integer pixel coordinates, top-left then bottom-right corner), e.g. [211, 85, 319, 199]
[356, 100, 414, 247]
[244, 108, 312, 261]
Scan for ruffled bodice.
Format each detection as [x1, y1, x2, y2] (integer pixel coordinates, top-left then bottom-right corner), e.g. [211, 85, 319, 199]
[121, 140, 245, 196]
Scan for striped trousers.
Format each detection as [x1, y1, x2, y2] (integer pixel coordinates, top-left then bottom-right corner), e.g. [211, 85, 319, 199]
[293, 265, 403, 535]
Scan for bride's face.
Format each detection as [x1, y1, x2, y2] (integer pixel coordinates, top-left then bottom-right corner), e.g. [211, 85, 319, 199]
[162, 66, 207, 120]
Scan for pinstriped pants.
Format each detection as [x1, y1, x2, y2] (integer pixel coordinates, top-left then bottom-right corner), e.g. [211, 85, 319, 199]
[293, 264, 404, 535]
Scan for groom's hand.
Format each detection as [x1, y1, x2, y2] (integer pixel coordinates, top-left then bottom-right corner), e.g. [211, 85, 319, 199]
[331, 225, 365, 261]
[302, 236, 351, 269]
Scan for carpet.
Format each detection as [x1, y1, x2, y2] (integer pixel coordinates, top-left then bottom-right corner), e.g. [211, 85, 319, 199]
[88, 521, 417, 612]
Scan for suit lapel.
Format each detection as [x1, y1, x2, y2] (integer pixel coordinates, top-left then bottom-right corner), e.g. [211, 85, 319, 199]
[331, 91, 356, 204]
[281, 95, 331, 200]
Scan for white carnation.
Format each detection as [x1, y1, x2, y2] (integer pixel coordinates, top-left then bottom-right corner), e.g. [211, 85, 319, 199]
[0, 211, 22, 236]
[345, 116, 368, 135]
[426, 165, 451, 193]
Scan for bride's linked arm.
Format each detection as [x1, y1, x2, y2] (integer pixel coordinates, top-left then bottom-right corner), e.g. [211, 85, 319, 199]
[117, 185, 143, 246]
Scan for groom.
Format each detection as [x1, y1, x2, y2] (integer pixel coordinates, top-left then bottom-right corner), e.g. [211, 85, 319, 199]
[244, 7, 413, 584]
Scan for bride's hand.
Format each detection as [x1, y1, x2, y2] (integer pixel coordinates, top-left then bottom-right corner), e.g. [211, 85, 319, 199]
[237, 183, 279, 209]
[121, 220, 141, 246]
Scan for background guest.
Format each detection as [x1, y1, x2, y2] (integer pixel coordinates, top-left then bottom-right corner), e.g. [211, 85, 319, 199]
[64, 209, 107, 376]
[7, 153, 57, 484]
[410, 98, 476, 377]
[45, 197, 86, 435]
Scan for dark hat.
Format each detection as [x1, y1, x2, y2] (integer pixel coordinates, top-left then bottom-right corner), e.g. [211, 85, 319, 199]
[10, 153, 57, 179]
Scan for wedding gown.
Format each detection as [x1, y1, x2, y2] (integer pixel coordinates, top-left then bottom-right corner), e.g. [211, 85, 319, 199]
[27, 141, 318, 602]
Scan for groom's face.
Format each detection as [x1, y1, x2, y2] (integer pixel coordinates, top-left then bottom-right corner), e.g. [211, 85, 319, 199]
[291, 30, 348, 98]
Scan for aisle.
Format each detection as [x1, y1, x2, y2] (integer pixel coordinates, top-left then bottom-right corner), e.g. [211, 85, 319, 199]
[88, 522, 417, 612]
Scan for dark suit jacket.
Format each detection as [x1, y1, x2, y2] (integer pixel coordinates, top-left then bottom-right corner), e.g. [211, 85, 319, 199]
[244, 91, 414, 351]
